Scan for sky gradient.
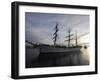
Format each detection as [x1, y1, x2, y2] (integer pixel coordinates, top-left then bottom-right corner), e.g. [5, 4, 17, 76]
[25, 12, 89, 46]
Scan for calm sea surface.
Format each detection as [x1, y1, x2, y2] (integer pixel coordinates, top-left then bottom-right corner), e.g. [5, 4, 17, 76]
[26, 47, 90, 68]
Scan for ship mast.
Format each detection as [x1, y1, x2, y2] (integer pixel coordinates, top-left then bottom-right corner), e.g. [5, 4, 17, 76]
[53, 23, 59, 46]
[75, 31, 78, 46]
[65, 28, 74, 47]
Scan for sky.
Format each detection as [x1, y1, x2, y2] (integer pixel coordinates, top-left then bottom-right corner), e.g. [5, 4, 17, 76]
[25, 12, 89, 46]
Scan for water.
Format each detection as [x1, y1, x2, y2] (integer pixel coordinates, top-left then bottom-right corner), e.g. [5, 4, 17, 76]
[26, 47, 89, 68]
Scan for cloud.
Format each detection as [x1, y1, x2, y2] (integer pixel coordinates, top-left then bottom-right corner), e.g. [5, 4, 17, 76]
[25, 12, 89, 45]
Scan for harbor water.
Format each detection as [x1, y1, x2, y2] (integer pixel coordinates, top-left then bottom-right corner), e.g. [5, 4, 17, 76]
[26, 47, 89, 68]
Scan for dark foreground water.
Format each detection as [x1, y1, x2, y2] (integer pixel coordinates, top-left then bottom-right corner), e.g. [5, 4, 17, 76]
[26, 47, 89, 68]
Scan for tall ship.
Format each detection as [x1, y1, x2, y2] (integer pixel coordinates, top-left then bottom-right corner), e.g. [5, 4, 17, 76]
[26, 23, 89, 57]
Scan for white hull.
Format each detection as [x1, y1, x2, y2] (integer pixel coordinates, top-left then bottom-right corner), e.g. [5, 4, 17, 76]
[40, 47, 81, 53]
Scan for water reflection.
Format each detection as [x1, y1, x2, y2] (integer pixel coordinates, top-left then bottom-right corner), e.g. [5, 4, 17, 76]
[26, 47, 89, 68]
